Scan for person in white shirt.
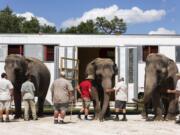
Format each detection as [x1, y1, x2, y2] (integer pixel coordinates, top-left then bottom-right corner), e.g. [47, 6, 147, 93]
[167, 73, 180, 124]
[112, 77, 128, 121]
[0, 73, 14, 122]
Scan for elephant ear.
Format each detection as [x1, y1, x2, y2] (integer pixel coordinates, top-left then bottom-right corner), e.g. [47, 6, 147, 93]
[85, 60, 95, 79]
[24, 57, 34, 76]
[167, 59, 178, 77]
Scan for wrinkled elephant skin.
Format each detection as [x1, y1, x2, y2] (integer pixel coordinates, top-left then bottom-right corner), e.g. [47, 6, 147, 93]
[86, 58, 117, 121]
[144, 53, 178, 121]
[4, 54, 50, 118]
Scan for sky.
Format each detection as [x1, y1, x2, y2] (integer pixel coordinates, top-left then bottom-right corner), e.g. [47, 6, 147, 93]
[0, 0, 179, 34]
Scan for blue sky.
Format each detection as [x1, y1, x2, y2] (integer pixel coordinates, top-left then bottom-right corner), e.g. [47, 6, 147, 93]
[0, 0, 179, 34]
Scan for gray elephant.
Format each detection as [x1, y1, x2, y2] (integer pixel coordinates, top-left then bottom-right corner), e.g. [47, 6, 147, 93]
[144, 53, 178, 121]
[86, 58, 118, 121]
[4, 54, 50, 118]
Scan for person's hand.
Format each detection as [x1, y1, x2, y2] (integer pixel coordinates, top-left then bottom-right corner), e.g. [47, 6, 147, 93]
[167, 89, 171, 93]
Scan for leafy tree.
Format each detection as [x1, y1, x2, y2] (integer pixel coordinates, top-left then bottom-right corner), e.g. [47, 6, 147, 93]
[0, 6, 58, 33]
[0, 6, 23, 33]
[59, 26, 77, 34]
[96, 16, 127, 34]
[77, 20, 98, 34]
[40, 25, 57, 33]
[21, 17, 40, 33]
[60, 16, 127, 34]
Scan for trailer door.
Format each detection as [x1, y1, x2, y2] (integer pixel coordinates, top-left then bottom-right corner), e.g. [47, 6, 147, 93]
[125, 47, 138, 102]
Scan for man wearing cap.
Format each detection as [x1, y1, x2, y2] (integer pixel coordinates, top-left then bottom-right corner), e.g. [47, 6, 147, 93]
[0, 73, 14, 122]
[76, 75, 93, 120]
[51, 71, 74, 124]
[167, 73, 180, 124]
[107, 77, 128, 121]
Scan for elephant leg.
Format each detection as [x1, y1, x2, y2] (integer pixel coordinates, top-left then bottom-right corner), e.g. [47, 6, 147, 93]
[14, 90, 22, 118]
[143, 94, 151, 120]
[166, 99, 177, 120]
[91, 87, 100, 120]
[152, 92, 163, 121]
[144, 103, 148, 119]
[37, 96, 45, 117]
[161, 98, 168, 119]
[99, 92, 110, 122]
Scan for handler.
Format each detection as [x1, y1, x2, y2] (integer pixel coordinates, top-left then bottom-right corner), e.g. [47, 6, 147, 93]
[76, 75, 93, 120]
[167, 73, 180, 124]
[21, 75, 37, 121]
[51, 71, 74, 124]
[0, 73, 14, 122]
[107, 77, 128, 121]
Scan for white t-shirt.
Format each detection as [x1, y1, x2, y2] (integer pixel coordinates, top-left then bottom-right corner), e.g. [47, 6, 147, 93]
[114, 81, 128, 101]
[0, 78, 14, 101]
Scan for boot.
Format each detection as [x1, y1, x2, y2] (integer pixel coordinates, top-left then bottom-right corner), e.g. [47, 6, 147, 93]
[0, 117, 4, 122]
[114, 112, 119, 121]
[78, 112, 82, 120]
[54, 119, 58, 124]
[59, 120, 65, 124]
[84, 115, 88, 120]
[5, 117, 10, 122]
[121, 114, 127, 121]
[176, 116, 180, 124]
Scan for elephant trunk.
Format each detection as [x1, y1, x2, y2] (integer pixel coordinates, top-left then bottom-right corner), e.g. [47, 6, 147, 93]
[102, 77, 112, 89]
[5, 69, 15, 84]
[100, 92, 110, 120]
[144, 71, 157, 104]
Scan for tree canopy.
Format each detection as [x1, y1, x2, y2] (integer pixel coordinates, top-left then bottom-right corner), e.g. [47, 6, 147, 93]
[0, 6, 57, 33]
[0, 6, 126, 34]
[60, 16, 127, 34]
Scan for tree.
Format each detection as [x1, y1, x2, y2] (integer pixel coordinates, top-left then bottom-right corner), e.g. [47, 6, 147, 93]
[21, 17, 40, 33]
[96, 16, 127, 34]
[40, 25, 57, 33]
[0, 6, 58, 33]
[59, 20, 98, 34]
[60, 16, 127, 34]
[0, 6, 23, 33]
[77, 20, 98, 34]
[59, 26, 77, 34]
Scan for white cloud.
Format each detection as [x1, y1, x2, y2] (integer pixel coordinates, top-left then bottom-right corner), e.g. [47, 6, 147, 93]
[16, 12, 55, 26]
[61, 5, 166, 28]
[149, 27, 176, 35]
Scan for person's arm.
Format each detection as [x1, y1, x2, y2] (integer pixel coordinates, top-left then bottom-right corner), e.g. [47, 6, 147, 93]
[21, 84, 25, 97]
[8, 81, 14, 98]
[76, 85, 81, 95]
[67, 82, 74, 102]
[167, 89, 180, 95]
[106, 89, 115, 93]
[32, 83, 36, 92]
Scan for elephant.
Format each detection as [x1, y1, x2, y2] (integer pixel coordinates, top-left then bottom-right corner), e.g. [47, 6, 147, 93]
[4, 54, 50, 118]
[86, 58, 118, 121]
[144, 53, 178, 121]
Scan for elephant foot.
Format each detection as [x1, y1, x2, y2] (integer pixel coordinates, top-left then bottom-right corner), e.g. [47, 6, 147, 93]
[165, 114, 176, 121]
[93, 116, 99, 120]
[37, 113, 44, 118]
[93, 113, 99, 120]
[141, 112, 146, 119]
[14, 114, 22, 119]
[99, 115, 104, 122]
[145, 117, 154, 121]
[153, 116, 164, 121]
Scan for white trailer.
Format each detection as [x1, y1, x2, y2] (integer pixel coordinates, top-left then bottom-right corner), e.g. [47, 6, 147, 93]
[0, 34, 180, 105]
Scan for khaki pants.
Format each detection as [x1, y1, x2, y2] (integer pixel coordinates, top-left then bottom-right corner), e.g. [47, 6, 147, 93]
[23, 99, 37, 120]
